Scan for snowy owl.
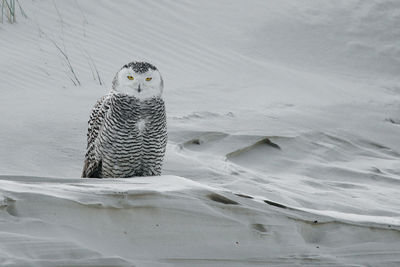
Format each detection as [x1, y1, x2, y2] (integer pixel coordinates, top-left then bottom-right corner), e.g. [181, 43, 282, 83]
[82, 61, 167, 178]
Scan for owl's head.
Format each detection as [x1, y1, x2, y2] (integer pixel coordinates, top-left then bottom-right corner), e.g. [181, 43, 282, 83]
[111, 61, 164, 100]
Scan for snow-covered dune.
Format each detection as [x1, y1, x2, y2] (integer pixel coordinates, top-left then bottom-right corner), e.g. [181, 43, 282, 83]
[1, 175, 399, 266]
[1, 0, 400, 266]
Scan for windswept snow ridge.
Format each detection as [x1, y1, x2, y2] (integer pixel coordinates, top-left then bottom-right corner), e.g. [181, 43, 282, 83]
[0, 175, 400, 266]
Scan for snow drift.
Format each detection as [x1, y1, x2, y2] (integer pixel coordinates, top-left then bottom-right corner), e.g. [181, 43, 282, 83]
[0, 0, 400, 266]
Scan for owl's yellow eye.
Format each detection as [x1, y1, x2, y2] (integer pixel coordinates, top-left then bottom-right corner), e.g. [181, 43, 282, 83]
[145, 77, 152, 81]
[127, 75, 134, 80]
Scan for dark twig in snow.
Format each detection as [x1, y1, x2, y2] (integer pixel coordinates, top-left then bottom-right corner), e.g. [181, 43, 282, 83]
[84, 53, 97, 81]
[2, 0, 16, 23]
[53, 0, 67, 51]
[90, 54, 103, 85]
[84, 49, 103, 85]
[15, 0, 27, 18]
[48, 37, 81, 86]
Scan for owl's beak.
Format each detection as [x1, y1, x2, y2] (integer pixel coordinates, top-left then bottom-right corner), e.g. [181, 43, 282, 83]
[137, 84, 142, 93]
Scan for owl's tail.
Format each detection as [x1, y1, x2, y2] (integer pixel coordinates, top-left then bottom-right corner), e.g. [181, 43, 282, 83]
[82, 159, 102, 178]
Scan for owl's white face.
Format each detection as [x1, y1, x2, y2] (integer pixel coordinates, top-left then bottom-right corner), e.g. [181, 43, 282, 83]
[112, 64, 163, 100]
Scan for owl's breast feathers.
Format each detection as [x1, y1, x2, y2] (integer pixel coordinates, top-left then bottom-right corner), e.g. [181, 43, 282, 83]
[82, 93, 167, 178]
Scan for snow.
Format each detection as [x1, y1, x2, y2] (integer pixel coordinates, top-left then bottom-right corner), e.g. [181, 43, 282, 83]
[0, 0, 400, 266]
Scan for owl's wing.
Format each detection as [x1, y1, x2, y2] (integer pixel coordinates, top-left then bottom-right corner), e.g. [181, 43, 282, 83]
[82, 95, 110, 178]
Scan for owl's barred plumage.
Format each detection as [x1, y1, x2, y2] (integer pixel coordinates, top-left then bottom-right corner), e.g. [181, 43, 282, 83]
[82, 61, 167, 178]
